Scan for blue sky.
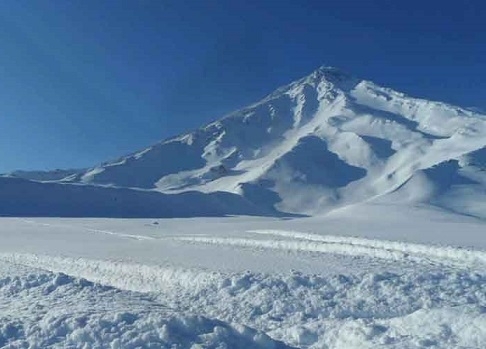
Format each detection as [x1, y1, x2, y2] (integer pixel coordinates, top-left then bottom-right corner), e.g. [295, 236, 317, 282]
[0, 1, 485, 172]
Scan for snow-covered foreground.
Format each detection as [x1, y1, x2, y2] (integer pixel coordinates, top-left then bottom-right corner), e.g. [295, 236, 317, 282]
[0, 262, 293, 349]
[1, 207, 485, 348]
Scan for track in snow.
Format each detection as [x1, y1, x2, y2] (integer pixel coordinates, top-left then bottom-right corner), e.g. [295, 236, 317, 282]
[20, 218, 156, 241]
[173, 229, 486, 271]
[8, 219, 486, 272]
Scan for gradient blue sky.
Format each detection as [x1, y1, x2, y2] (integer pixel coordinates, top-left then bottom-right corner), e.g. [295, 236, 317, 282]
[1, 1, 485, 172]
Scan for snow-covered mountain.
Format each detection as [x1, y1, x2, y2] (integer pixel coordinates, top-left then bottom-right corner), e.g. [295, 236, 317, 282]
[4, 66, 486, 218]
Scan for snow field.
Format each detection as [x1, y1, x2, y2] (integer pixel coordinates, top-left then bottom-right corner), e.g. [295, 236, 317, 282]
[0, 216, 484, 348]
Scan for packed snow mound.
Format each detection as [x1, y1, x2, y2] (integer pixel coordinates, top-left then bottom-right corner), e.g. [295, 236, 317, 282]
[1, 253, 485, 349]
[0, 262, 294, 349]
[6, 66, 486, 217]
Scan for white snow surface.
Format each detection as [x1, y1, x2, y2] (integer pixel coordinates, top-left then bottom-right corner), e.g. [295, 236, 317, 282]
[0, 262, 292, 349]
[0, 205, 485, 348]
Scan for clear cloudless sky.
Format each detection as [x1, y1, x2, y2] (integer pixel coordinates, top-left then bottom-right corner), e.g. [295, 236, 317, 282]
[0, 0, 485, 172]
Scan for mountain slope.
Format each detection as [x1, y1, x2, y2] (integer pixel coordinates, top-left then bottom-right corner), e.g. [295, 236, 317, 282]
[5, 67, 486, 218]
[0, 176, 274, 218]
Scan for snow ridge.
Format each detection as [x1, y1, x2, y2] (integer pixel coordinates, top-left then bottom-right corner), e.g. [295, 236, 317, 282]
[1, 253, 484, 349]
[0, 261, 293, 349]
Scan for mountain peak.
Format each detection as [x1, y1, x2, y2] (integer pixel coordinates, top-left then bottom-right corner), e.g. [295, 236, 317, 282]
[302, 65, 356, 90]
[310, 65, 352, 81]
[314, 65, 348, 76]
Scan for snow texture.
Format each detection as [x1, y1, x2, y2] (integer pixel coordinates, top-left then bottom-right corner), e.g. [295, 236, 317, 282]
[0, 262, 293, 349]
[0, 215, 485, 348]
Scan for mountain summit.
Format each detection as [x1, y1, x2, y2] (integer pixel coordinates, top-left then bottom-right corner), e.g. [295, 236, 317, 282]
[6, 67, 486, 218]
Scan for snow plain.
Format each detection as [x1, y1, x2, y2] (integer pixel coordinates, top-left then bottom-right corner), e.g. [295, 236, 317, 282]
[1, 203, 485, 348]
